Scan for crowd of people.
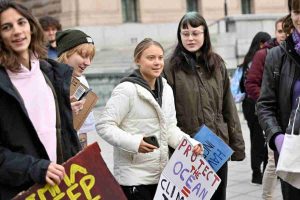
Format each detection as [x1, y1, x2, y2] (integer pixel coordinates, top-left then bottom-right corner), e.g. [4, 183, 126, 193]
[0, 0, 299, 199]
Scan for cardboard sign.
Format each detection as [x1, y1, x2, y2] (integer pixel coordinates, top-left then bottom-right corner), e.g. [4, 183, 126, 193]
[13, 143, 127, 200]
[154, 137, 221, 200]
[194, 125, 233, 172]
[70, 77, 98, 130]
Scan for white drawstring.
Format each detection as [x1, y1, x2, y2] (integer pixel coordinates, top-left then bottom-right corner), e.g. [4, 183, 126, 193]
[291, 97, 300, 135]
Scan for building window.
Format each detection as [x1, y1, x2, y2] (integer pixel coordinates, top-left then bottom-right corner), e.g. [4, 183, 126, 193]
[186, 0, 198, 12]
[241, 0, 252, 14]
[122, 0, 139, 22]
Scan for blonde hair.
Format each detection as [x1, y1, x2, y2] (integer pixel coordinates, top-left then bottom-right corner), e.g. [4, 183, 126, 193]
[134, 38, 164, 64]
[58, 43, 95, 63]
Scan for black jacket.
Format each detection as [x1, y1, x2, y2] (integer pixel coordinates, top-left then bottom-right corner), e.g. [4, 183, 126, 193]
[257, 35, 300, 150]
[120, 69, 163, 106]
[0, 59, 81, 199]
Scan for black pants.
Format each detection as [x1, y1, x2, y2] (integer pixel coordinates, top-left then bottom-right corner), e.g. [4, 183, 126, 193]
[242, 97, 267, 174]
[280, 179, 300, 200]
[121, 184, 157, 200]
[273, 150, 300, 199]
[211, 162, 228, 200]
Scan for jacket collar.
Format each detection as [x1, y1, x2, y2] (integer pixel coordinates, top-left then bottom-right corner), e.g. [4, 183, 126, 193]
[0, 67, 28, 114]
[281, 36, 300, 67]
[135, 78, 167, 121]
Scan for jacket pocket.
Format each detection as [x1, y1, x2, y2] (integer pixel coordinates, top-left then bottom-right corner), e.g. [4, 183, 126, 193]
[118, 150, 134, 165]
[132, 150, 160, 165]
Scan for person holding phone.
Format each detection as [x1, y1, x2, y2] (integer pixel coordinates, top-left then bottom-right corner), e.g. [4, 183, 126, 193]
[57, 29, 96, 148]
[0, 1, 81, 199]
[96, 38, 203, 200]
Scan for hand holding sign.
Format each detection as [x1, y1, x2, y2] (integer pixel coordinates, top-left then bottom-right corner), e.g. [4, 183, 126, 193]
[13, 143, 127, 200]
[192, 144, 204, 155]
[45, 163, 66, 186]
[194, 125, 233, 172]
[154, 137, 221, 200]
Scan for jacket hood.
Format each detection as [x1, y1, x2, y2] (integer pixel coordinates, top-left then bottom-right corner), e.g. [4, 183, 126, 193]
[263, 38, 279, 49]
[120, 69, 163, 106]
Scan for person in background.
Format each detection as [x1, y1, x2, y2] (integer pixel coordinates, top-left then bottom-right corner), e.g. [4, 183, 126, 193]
[245, 17, 286, 198]
[0, 1, 81, 199]
[57, 29, 96, 148]
[236, 31, 272, 185]
[39, 15, 61, 59]
[96, 38, 203, 200]
[257, 0, 300, 199]
[163, 12, 245, 200]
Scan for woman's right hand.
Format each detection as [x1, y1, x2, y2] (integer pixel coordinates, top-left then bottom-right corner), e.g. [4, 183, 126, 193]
[138, 139, 158, 153]
[70, 95, 86, 114]
[46, 163, 66, 186]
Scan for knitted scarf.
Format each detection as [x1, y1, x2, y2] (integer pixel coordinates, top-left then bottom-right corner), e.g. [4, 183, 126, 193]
[292, 29, 300, 55]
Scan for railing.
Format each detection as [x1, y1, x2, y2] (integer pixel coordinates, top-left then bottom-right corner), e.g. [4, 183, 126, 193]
[208, 17, 227, 34]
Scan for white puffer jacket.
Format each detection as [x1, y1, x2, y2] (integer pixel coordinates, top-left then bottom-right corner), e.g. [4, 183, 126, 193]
[96, 78, 198, 186]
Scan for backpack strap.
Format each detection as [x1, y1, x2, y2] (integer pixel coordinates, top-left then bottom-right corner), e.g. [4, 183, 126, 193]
[270, 48, 284, 98]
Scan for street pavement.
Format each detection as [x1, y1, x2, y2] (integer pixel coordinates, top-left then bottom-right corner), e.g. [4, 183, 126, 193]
[88, 109, 283, 200]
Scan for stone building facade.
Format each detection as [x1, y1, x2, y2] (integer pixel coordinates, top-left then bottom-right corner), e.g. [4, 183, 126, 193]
[14, 0, 289, 106]
[17, 0, 288, 28]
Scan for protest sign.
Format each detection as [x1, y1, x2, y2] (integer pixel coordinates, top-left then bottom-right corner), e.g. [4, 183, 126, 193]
[13, 142, 126, 200]
[194, 125, 233, 172]
[154, 137, 221, 200]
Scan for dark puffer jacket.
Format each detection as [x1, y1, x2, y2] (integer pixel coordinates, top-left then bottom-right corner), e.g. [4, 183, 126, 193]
[257, 35, 300, 150]
[0, 59, 81, 199]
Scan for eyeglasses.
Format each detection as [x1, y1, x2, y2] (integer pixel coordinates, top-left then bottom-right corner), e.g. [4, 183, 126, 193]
[180, 31, 204, 39]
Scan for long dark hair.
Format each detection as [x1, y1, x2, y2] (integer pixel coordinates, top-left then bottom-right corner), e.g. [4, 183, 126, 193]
[240, 31, 271, 68]
[168, 12, 223, 76]
[0, 0, 46, 71]
[238, 31, 271, 93]
[283, 0, 299, 34]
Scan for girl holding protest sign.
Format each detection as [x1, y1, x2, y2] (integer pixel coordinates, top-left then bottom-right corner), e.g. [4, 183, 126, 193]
[163, 12, 245, 200]
[0, 1, 81, 199]
[96, 38, 203, 200]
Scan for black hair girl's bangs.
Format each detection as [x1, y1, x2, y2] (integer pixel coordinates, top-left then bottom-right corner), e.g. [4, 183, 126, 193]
[292, 0, 300, 11]
[180, 12, 204, 29]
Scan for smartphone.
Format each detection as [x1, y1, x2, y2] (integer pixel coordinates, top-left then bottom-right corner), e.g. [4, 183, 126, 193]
[143, 136, 159, 148]
[78, 88, 92, 101]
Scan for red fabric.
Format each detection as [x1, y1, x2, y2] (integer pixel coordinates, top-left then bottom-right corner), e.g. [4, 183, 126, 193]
[245, 48, 268, 101]
[13, 143, 127, 200]
[245, 39, 278, 101]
